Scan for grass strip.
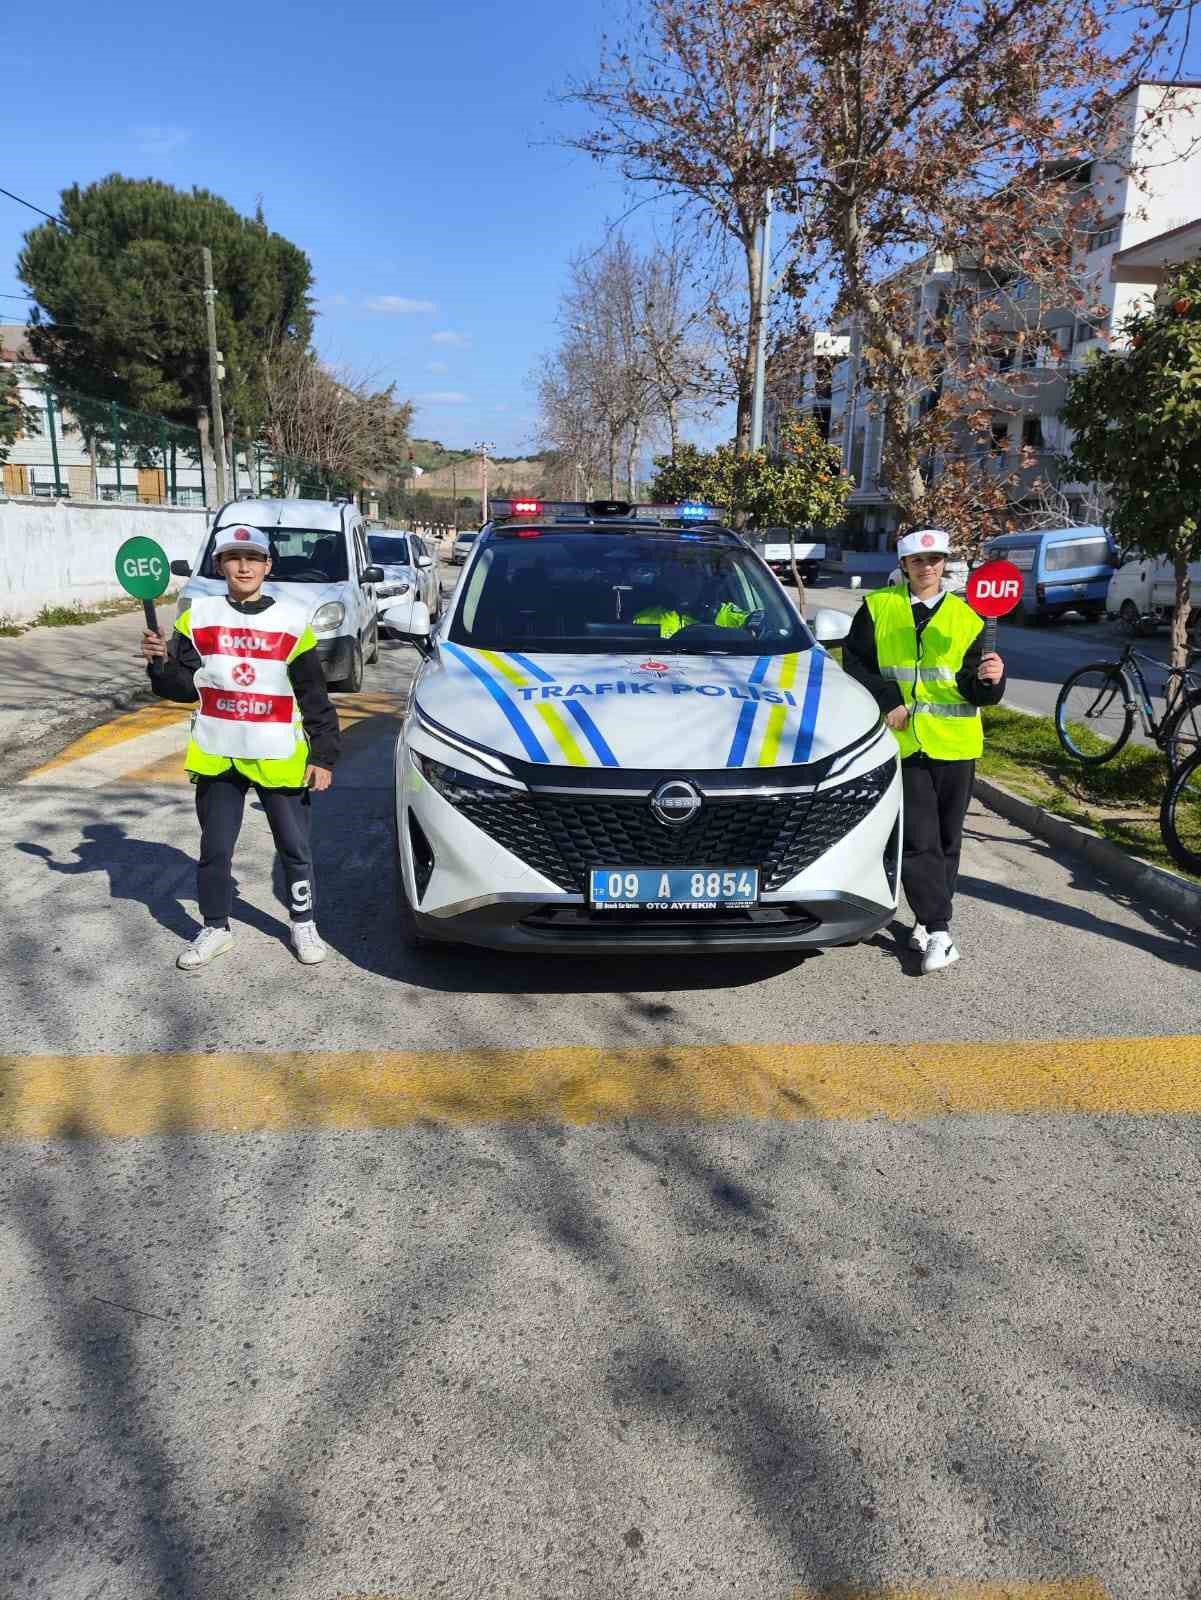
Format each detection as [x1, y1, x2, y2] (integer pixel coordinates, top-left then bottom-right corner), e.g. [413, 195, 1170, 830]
[978, 705, 1198, 881]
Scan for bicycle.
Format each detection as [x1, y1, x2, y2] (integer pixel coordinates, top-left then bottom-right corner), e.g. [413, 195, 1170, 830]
[1055, 644, 1201, 767]
[1160, 743, 1201, 875]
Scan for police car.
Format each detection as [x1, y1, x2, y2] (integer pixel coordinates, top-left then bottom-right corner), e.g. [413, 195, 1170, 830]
[380, 500, 901, 953]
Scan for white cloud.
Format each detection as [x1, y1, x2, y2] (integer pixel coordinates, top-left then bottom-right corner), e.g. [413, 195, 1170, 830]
[133, 124, 190, 157]
[364, 295, 437, 314]
[431, 330, 471, 347]
[426, 360, 449, 374]
[417, 391, 471, 405]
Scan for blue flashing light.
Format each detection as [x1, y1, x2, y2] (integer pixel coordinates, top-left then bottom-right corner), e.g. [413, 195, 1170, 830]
[676, 501, 713, 521]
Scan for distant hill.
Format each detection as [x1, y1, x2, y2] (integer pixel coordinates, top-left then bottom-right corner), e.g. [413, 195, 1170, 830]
[407, 440, 550, 499]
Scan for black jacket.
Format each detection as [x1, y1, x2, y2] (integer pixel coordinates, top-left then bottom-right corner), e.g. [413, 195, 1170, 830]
[841, 589, 1007, 721]
[148, 595, 341, 770]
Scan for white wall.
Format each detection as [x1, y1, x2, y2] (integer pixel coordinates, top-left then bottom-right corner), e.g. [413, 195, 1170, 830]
[0, 496, 210, 621]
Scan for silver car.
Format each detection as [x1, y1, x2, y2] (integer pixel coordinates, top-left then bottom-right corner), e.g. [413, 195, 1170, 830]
[369, 532, 441, 624]
[451, 529, 480, 565]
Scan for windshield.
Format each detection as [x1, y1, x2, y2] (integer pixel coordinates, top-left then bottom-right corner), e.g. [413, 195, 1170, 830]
[456, 531, 477, 544]
[450, 530, 812, 656]
[202, 524, 348, 583]
[369, 534, 412, 566]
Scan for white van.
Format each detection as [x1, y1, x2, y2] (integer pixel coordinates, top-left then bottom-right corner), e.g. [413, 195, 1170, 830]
[172, 499, 382, 692]
[1106, 555, 1201, 633]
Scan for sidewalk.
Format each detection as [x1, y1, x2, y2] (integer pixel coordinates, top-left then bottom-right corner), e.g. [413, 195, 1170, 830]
[0, 609, 154, 762]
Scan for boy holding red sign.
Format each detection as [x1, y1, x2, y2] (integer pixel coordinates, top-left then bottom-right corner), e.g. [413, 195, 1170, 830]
[142, 524, 340, 972]
[842, 528, 1006, 973]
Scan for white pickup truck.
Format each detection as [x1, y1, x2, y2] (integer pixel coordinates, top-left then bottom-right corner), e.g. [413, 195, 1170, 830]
[749, 528, 825, 586]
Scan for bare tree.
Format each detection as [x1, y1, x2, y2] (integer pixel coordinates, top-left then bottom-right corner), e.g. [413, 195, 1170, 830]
[563, 0, 784, 454]
[769, 0, 1193, 533]
[261, 344, 413, 491]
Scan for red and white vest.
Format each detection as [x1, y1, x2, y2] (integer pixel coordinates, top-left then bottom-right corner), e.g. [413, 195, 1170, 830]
[187, 595, 310, 761]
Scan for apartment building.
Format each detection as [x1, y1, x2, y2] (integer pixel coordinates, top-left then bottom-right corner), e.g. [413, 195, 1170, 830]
[766, 81, 1201, 550]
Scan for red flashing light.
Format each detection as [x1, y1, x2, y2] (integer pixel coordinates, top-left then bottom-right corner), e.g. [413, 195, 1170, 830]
[516, 529, 542, 538]
[512, 499, 542, 515]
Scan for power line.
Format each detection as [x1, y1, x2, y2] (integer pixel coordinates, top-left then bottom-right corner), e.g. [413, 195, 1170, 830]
[0, 185, 65, 227]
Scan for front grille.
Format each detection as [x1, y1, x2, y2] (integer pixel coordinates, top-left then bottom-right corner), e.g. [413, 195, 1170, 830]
[521, 904, 819, 934]
[454, 759, 895, 893]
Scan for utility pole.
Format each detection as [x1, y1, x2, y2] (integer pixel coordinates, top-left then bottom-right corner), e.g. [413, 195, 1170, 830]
[475, 440, 493, 525]
[201, 247, 228, 504]
[749, 69, 779, 455]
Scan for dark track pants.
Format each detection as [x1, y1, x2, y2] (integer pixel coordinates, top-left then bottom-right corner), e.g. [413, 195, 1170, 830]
[195, 769, 314, 928]
[900, 753, 975, 934]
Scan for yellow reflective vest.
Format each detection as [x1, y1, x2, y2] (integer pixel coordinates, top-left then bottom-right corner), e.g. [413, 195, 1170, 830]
[864, 587, 984, 760]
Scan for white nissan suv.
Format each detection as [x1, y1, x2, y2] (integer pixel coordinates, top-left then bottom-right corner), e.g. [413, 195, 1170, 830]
[380, 501, 901, 954]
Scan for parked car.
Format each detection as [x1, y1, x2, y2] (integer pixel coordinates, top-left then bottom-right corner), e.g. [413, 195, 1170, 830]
[1106, 555, 1201, 634]
[451, 529, 480, 565]
[172, 498, 381, 692]
[981, 526, 1117, 624]
[368, 530, 441, 626]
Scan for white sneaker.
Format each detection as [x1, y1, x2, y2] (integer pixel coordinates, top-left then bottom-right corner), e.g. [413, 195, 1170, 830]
[291, 921, 327, 965]
[908, 923, 930, 953]
[922, 931, 960, 974]
[177, 926, 234, 972]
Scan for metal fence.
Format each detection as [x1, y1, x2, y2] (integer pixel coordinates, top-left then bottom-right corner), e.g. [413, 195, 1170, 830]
[2, 384, 356, 507]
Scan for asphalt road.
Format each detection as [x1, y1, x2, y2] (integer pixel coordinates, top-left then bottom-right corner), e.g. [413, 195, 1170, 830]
[2, 630, 1200, 1600]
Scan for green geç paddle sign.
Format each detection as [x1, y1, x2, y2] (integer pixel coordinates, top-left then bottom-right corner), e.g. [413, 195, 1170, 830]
[115, 535, 170, 600]
[115, 536, 171, 674]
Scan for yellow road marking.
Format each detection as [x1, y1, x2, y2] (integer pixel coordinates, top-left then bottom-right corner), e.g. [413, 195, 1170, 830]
[1, 1037, 1198, 1142]
[25, 701, 190, 777]
[790, 1584, 1110, 1599]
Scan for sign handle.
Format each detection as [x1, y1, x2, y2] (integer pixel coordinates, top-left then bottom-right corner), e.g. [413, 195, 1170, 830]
[983, 616, 998, 657]
[143, 598, 164, 677]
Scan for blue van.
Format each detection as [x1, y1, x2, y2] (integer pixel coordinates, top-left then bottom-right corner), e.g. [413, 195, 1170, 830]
[981, 526, 1117, 624]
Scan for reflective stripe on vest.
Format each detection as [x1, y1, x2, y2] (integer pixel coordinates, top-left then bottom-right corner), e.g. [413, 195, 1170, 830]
[881, 664, 957, 684]
[185, 595, 309, 764]
[864, 587, 984, 760]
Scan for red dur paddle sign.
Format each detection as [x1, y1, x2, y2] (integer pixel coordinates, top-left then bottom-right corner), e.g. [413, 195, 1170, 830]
[965, 558, 1024, 654]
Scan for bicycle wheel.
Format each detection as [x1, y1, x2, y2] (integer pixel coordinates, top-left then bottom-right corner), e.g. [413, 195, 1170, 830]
[1162, 688, 1201, 769]
[1160, 747, 1201, 875]
[1055, 664, 1134, 764]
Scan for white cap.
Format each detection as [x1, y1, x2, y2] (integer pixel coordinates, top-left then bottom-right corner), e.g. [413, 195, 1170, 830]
[214, 524, 271, 560]
[896, 527, 950, 560]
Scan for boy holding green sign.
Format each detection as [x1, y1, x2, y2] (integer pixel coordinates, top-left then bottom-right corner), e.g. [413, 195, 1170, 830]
[141, 525, 340, 971]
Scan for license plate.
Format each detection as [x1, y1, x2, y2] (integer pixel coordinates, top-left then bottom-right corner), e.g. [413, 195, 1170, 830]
[589, 867, 759, 911]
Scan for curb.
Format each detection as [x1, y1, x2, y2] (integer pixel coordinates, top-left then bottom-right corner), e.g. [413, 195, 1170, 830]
[973, 774, 1201, 935]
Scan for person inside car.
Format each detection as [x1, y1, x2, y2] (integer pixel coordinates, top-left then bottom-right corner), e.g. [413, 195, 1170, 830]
[634, 560, 750, 639]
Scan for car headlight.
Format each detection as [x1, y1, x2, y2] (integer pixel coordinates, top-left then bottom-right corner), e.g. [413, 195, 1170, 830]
[377, 582, 412, 600]
[311, 601, 346, 633]
[410, 750, 523, 806]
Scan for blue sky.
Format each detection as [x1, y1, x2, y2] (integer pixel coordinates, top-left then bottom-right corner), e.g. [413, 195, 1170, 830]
[1, 0, 673, 456]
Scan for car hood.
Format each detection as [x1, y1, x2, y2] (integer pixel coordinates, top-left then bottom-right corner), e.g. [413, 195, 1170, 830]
[179, 577, 347, 616]
[377, 563, 417, 584]
[415, 644, 881, 771]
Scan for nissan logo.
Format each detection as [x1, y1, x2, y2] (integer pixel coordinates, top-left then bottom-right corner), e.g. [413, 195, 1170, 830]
[650, 778, 702, 827]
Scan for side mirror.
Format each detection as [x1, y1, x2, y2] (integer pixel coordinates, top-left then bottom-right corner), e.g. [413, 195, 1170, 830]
[812, 607, 852, 645]
[361, 564, 385, 585]
[170, 559, 192, 577]
[381, 597, 433, 654]
[416, 555, 434, 569]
